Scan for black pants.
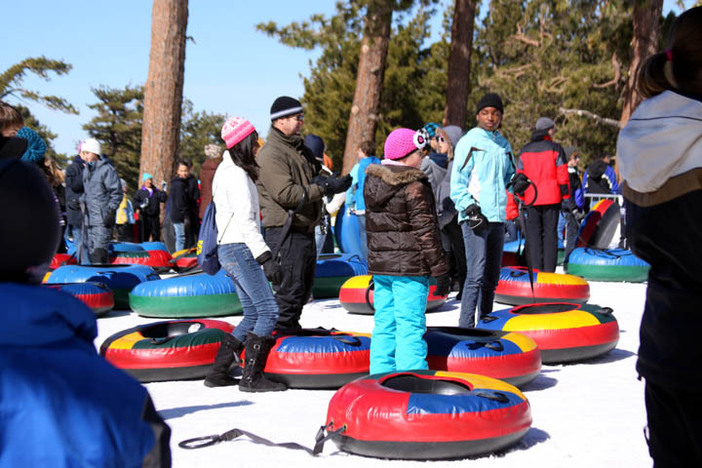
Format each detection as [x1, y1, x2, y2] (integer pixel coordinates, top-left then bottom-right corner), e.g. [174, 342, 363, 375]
[645, 381, 702, 467]
[525, 204, 559, 272]
[142, 215, 161, 242]
[441, 218, 466, 292]
[264, 227, 316, 329]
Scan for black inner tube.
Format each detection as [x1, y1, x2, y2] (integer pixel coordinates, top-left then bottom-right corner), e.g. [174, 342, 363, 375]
[382, 374, 472, 395]
[514, 303, 577, 314]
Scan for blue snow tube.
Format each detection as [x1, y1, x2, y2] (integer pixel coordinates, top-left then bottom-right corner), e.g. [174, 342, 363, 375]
[140, 241, 169, 252]
[314, 253, 368, 298]
[47, 264, 160, 310]
[566, 248, 650, 282]
[109, 242, 146, 254]
[129, 269, 243, 318]
[335, 203, 364, 257]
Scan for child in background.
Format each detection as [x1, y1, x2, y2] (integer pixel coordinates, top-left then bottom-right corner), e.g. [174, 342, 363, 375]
[363, 128, 450, 374]
[116, 178, 135, 242]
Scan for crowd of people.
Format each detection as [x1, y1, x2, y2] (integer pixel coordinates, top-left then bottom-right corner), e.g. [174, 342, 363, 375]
[0, 6, 699, 464]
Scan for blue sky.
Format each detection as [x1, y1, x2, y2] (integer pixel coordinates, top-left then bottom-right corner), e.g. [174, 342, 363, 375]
[1, 0, 687, 157]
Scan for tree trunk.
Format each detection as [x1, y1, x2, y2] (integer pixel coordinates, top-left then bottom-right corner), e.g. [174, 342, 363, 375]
[342, 1, 393, 175]
[620, 0, 663, 127]
[140, 0, 188, 187]
[444, 0, 477, 128]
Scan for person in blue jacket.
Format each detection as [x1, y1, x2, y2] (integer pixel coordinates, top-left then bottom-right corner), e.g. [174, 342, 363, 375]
[345, 140, 381, 259]
[450, 93, 516, 328]
[0, 158, 171, 466]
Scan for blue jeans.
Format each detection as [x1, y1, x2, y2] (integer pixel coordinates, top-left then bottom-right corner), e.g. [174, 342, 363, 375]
[218, 243, 279, 340]
[370, 275, 429, 374]
[65, 224, 90, 265]
[460, 221, 505, 328]
[173, 222, 185, 251]
[358, 214, 368, 260]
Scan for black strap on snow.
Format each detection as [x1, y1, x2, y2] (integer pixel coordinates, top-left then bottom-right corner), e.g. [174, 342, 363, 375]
[178, 422, 345, 456]
[365, 276, 375, 312]
[272, 189, 308, 261]
[514, 179, 539, 304]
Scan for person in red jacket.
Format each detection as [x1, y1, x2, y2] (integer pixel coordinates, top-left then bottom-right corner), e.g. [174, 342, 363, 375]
[516, 117, 574, 272]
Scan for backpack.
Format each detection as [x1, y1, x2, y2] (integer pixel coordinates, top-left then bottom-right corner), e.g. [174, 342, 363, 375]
[196, 201, 234, 275]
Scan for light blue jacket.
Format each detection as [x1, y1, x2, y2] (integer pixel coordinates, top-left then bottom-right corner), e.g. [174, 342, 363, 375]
[450, 127, 515, 223]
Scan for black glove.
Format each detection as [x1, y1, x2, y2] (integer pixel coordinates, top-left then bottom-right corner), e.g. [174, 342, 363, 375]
[256, 251, 283, 285]
[104, 208, 116, 228]
[511, 173, 531, 197]
[314, 173, 353, 197]
[561, 197, 576, 213]
[67, 198, 80, 211]
[434, 273, 451, 297]
[465, 203, 488, 232]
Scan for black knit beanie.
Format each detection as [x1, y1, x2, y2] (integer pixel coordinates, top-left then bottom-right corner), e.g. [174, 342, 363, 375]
[476, 93, 504, 114]
[270, 96, 303, 121]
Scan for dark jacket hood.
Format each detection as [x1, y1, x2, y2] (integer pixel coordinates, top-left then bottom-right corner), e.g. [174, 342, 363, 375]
[588, 159, 608, 179]
[365, 163, 427, 207]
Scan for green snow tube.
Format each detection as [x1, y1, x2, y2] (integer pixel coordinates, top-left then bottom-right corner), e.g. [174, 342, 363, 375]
[566, 248, 650, 283]
[129, 270, 243, 318]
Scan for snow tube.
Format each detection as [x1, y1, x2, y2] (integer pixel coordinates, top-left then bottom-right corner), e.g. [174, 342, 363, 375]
[425, 327, 541, 388]
[578, 199, 620, 248]
[325, 369, 532, 460]
[100, 319, 235, 382]
[334, 203, 364, 257]
[478, 302, 619, 364]
[338, 275, 447, 314]
[129, 269, 242, 318]
[49, 253, 76, 270]
[502, 239, 565, 267]
[46, 264, 160, 310]
[263, 329, 371, 389]
[172, 251, 199, 272]
[566, 247, 650, 283]
[140, 241, 169, 252]
[111, 250, 173, 272]
[108, 242, 145, 254]
[42, 282, 114, 317]
[313, 253, 368, 299]
[495, 266, 590, 305]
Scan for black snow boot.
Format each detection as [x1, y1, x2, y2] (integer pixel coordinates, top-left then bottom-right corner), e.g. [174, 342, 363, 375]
[204, 334, 244, 387]
[239, 333, 286, 393]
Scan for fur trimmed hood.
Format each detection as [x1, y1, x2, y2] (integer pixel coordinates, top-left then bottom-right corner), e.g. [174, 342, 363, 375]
[365, 163, 427, 186]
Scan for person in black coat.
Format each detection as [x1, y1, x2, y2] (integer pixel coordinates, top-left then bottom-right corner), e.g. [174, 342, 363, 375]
[168, 161, 199, 251]
[65, 154, 88, 263]
[133, 173, 167, 242]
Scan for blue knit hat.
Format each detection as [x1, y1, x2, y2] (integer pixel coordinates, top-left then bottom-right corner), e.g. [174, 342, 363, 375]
[423, 122, 440, 138]
[142, 173, 153, 182]
[16, 127, 47, 164]
[304, 134, 325, 161]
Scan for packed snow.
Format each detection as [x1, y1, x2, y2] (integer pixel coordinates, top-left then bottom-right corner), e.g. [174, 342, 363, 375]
[94, 267, 651, 468]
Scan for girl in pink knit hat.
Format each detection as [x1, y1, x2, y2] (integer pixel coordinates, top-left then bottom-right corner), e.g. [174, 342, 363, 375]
[203, 116, 286, 393]
[363, 128, 450, 374]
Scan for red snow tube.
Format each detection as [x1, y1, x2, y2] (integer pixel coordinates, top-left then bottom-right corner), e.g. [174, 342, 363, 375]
[495, 266, 590, 305]
[49, 253, 77, 270]
[338, 275, 447, 314]
[325, 370, 532, 460]
[100, 319, 235, 382]
[425, 327, 541, 388]
[42, 282, 114, 317]
[478, 303, 620, 364]
[111, 250, 173, 272]
[578, 199, 620, 248]
[262, 328, 371, 389]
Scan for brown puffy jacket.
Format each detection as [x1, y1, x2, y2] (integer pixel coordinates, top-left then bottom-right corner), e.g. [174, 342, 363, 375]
[364, 163, 449, 277]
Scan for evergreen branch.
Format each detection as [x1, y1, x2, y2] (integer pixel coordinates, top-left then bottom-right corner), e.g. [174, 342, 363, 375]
[593, 52, 621, 89]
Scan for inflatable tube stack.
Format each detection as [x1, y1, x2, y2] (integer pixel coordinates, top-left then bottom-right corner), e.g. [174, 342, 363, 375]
[42, 282, 114, 317]
[325, 370, 532, 460]
[334, 203, 364, 257]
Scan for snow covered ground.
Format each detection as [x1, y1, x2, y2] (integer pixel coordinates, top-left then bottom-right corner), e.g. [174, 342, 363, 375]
[94, 273, 651, 467]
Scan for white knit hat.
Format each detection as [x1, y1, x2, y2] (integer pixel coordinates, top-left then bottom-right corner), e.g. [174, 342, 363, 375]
[81, 138, 101, 155]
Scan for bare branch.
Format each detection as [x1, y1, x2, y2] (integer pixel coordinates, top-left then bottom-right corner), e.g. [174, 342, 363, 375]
[593, 52, 621, 89]
[559, 107, 621, 128]
[511, 22, 540, 47]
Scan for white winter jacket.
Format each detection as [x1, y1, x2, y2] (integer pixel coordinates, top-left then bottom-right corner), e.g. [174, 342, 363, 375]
[617, 90, 702, 207]
[212, 151, 270, 259]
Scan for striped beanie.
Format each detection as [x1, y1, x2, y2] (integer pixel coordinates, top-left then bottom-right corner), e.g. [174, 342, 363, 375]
[270, 96, 303, 121]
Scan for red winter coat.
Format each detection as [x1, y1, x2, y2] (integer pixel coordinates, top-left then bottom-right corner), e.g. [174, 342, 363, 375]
[516, 131, 570, 206]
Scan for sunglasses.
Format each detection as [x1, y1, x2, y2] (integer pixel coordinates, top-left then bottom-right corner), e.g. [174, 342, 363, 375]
[436, 136, 446, 143]
[294, 114, 304, 122]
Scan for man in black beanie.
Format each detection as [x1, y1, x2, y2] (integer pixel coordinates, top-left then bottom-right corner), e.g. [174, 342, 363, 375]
[256, 96, 351, 329]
